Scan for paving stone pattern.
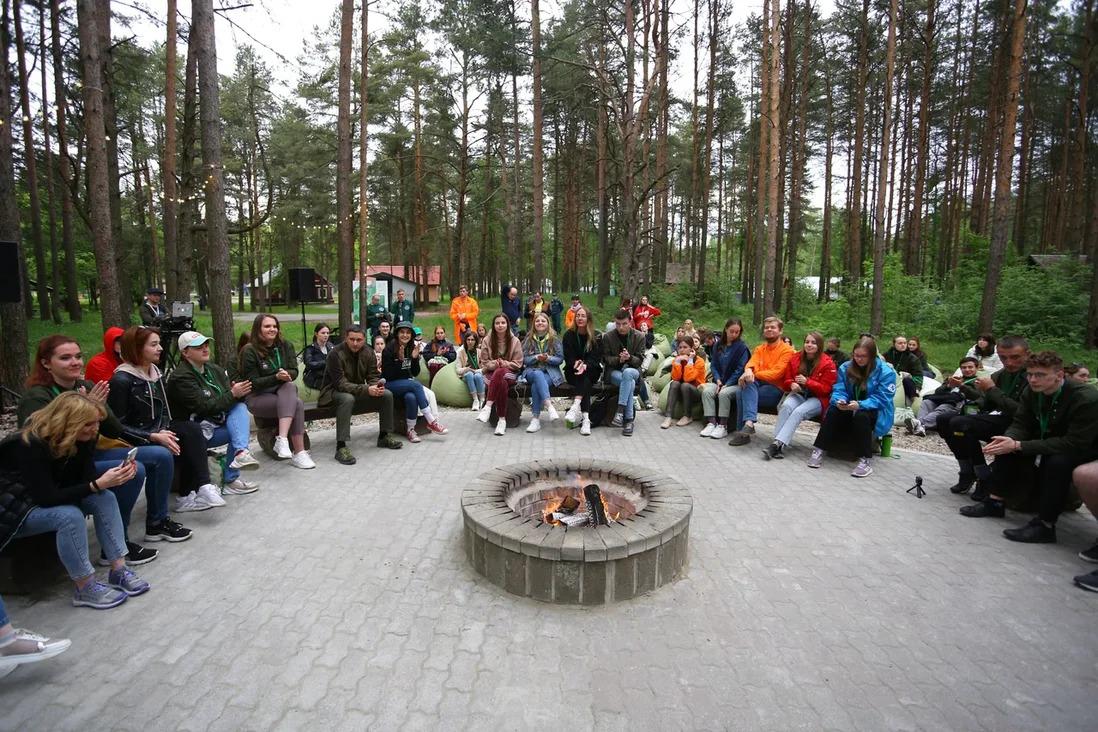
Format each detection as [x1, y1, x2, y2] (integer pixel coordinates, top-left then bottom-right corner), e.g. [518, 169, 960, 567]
[2, 411, 1097, 730]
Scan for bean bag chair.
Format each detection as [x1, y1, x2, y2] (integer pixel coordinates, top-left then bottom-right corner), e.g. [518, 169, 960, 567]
[292, 361, 321, 403]
[652, 332, 672, 358]
[649, 356, 675, 394]
[416, 357, 430, 386]
[657, 381, 705, 419]
[430, 361, 473, 407]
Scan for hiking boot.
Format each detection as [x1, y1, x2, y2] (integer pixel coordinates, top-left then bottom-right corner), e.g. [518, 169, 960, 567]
[222, 479, 260, 495]
[622, 420, 635, 437]
[108, 567, 150, 597]
[377, 433, 403, 450]
[144, 519, 193, 543]
[1003, 517, 1056, 544]
[335, 446, 357, 465]
[959, 499, 1005, 518]
[728, 430, 752, 447]
[1073, 568, 1098, 592]
[1079, 540, 1098, 564]
[229, 449, 260, 471]
[72, 581, 127, 610]
[807, 448, 824, 469]
[851, 458, 873, 478]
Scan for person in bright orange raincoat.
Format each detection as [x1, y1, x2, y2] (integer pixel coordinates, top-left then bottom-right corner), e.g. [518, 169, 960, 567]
[449, 285, 480, 343]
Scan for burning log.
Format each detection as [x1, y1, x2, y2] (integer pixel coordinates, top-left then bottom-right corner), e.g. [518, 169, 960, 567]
[583, 484, 610, 526]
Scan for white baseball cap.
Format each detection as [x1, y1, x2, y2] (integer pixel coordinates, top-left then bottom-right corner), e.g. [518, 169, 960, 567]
[177, 331, 212, 350]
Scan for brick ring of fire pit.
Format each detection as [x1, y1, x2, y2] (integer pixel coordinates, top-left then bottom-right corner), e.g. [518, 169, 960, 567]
[461, 459, 692, 604]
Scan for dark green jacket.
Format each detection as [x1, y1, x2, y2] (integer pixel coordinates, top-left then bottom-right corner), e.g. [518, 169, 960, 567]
[1005, 379, 1098, 457]
[166, 360, 240, 422]
[389, 298, 415, 322]
[317, 343, 382, 407]
[238, 340, 298, 394]
[983, 367, 1027, 416]
[365, 303, 388, 332]
[883, 348, 924, 388]
[600, 328, 646, 372]
[17, 381, 149, 445]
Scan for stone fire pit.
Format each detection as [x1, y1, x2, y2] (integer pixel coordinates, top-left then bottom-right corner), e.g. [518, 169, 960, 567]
[461, 459, 692, 604]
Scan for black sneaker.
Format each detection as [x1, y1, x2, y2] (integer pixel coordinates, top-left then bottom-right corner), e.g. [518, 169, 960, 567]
[1003, 517, 1056, 544]
[1073, 568, 1098, 592]
[335, 446, 357, 465]
[728, 430, 752, 446]
[1079, 541, 1098, 563]
[145, 519, 193, 543]
[959, 499, 1005, 518]
[621, 420, 634, 437]
[762, 442, 783, 460]
[949, 476, 975, 494]
[970, 482, 989, 502]
[376, 433, 403, 450]
[125, 541, 159, 564]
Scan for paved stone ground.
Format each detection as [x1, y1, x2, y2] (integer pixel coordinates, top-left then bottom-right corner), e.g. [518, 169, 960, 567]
[2, 409, 1097, 731]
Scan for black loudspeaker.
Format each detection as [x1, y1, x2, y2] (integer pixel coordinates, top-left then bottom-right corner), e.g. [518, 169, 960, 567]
[0, 241, 21, 303]
[288, 267, 316, 302]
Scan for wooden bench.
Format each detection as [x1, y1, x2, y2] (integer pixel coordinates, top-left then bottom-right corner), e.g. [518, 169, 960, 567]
[253, 398, 431, 458]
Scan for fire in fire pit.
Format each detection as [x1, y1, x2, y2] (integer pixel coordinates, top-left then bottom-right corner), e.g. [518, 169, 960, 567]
[505, 473, 647, 527]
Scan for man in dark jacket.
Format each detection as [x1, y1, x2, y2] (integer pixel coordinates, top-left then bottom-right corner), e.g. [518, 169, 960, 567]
[365, 294, 389, 339]
[166, 331, 260, 494]
[600, 309, 647, 436]
[961, 350, 1098, 543]
[501, 285, 521, 334]
[389, 288, 415, 323]
[139, 287, 166, 326]
[549, 295, 564, 334]
[318, 325, 402, 465]
[938, 335, 1030, 496]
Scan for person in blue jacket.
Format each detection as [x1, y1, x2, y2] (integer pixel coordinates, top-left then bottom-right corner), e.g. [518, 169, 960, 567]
[548, 295, 564, 334]
[699, 318, 751, 440]
[500, 284, 522, 334]
[807, 335, 896, 478]
[520, 312, 564, 433]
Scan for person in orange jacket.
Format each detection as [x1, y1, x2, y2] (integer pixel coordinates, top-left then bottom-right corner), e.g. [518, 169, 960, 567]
[84, 327, 126, 385]
[728, 316, 795, 445]
[449, 285, 480, 343]
[662, 338, 707, 429]
[564, 294, 582, 330]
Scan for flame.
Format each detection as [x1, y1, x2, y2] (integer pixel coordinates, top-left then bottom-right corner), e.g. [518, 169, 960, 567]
[541, 479, 617, 526]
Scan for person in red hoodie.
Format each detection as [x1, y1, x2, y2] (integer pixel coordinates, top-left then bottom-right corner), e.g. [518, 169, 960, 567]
[763, 331, 837, 459]
[84, 327, 125, 385]
[631, 296, 661, 348]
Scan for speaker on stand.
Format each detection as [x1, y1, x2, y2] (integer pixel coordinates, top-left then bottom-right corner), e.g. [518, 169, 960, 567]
[287, 267, 316, 348]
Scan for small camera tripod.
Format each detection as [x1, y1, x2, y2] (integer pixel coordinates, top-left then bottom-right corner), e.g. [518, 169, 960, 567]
[907, 475, 925, 499]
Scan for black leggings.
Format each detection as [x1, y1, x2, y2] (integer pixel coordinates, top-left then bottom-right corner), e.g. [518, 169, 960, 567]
[813, 406, 879, 458]
[565, 366, 602, 412]
[169, 419, 212, 495]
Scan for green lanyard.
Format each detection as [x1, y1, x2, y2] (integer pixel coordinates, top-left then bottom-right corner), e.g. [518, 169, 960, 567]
[468, 349, 479, 370]
[200, 367, 223, 396]
[1036, 386, 1063, 439]
[270, 345, 282, 370]
[533, 333, 549, 354]
[848, 380, 866, 401]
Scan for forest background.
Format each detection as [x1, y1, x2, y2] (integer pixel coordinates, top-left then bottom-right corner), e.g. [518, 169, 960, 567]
[1, 0, 1097, 388]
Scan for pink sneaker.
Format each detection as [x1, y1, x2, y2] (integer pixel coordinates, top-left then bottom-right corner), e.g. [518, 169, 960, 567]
[406, 429, 422, 443]
[426, 421, 449, 435]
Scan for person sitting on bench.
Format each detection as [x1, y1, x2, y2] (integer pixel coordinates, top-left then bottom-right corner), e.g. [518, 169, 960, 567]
[728, 316, 795, 446]
[382, 322, 448, 443]
[807, 335, 897, 478]
[166, 330, 261, 495]
[1069, 460, 1098, 591]
[456, 331, 487, 411]
[521, 312, 564, 433]
[563, 306, 602, 436]
[318, 324, 403, 465]
[904, 356, 981, 437]
[302, 323, 334, 390]
[601, 309, 647, 437]
[238, 313, 314, 469]
[960, 350, 1098, 543]
[763, 331, 837, 460]
[700, 318, 750, 440]
[662, 338, 706, 429]
[477, 314, 524, 436]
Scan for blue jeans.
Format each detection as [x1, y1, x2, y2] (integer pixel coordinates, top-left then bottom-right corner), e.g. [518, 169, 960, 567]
[206, 403, 251, 484]
[523, 369, 551, 415]
[0, 592, 8, 627]
[387, 379, 429, 416]
[774, 393, 822, 445]
[462, 371, 486, 395]
[608, 368, 639, 420]
[97, 445, 174, 525]
[13, 492, 128, 580]
[736, 381, 784, 430]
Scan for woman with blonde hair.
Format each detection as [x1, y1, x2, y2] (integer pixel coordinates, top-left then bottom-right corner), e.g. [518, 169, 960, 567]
[1, 393, 151, 609]
[521, 312, 564, 433]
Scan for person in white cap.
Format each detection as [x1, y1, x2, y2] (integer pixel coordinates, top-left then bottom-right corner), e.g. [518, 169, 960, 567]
[167, 331, 261, 495]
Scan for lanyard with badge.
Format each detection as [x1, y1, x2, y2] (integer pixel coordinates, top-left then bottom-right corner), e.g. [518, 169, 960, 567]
[1036, 385, 1063, 439]
[269, 345, 282, 371]
[201, 367, 224, 396]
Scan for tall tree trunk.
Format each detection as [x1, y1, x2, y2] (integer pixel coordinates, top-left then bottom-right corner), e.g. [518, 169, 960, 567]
[163, 0, 179, 299]
[358, 0, 369, 324]
[76, 0, 122, 328]
[906, 0, 936, 275]
[176, 29, 198, 303]
[50, 0, 79, 320]
[870, 0, 898, 335]
[596, 44, 610, 306]
[653, 0, 670, 285]
[1069, 0, 1095, 252]
[530, 0, 544, 291]
[978, 0, 1027, 332]
[13, 0, 49, 319]
[847, 0, 870, 284]
[763, 0, 781, 316]
[696, 0, 719, 299]
[753, 0, 771, 322]
[336, 0, 353, 330]
[819, 37, 835, 303]
[37, 2, 61, 322]
[784, 0, 810, 321]
[94, 0, 128, 322]
[0, 0, 28, 390]
[193, 0, 234, 368]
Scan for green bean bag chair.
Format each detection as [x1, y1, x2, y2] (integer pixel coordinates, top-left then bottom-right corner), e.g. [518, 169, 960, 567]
[416, 356, 430, 386]
[293, 360, 321, 403]
[431, 361, 474, 407]
[657, 381, 705, 419]
[649, 356, 675, 393]
[652, 332, 672, 358]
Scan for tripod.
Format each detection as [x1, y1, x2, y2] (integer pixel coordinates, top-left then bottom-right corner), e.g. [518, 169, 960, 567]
[907, 476, 925, 499]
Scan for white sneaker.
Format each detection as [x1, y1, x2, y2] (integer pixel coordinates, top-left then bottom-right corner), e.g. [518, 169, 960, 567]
[710, 425, 728, 440]
[229, 449, 260, 471]
[580, 416, 592, 436]
[526, 418, 542, 433]
[699, 423, 715, 438]
[470, 401, 480, 411]
[546, 404, 560, 422]
[477, 404, 493, 423]
[273, 436, 292, 459]
[174, 491, 210, 513]
[222, 479, 259, 495]
[494, 421, 507, 436]
[290, 451, 316, 469]
[564, 403, 581, 428]
[196, 484, 227, 508]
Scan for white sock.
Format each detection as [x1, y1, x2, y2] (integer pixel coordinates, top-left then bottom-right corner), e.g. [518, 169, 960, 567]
[406, 418, 417, 431]
[422, 407, 436, 423]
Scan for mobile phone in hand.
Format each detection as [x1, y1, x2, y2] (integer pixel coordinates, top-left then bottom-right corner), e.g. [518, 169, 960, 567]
[123, 447, 139, 466]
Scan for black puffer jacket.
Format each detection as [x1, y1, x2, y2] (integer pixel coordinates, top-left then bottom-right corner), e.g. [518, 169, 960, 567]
[0, 436, 35, 553]
[108, 366, 172, 439]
